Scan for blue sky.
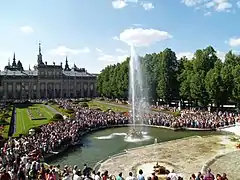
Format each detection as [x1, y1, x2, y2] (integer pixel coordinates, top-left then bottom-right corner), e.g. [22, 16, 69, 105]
[0, 0, 240, 73]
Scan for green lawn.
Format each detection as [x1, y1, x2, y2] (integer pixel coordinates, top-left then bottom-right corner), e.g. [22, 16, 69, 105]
[28, 107, 46, 120]
[14, 104, 56, 137]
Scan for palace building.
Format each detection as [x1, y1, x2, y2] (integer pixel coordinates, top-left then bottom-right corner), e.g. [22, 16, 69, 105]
[0, 43, 97, 100]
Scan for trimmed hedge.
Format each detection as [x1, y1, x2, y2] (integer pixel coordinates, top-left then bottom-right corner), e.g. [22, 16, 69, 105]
[65, 108, 74, 114]
[1, 114, 10, 119]
[31, 117, 47, 120]
[73, 98, 91, 104]
[0, 119, 9, 125]
[79, 102, 89, 107]
[51, 114, 64, 121]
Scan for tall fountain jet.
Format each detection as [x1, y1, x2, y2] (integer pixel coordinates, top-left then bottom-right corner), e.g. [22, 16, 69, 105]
[127, 45, 149, 139]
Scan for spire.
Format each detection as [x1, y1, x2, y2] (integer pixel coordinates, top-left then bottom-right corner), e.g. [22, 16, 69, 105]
[12, 52, 16, 67]
[13, 52, 16, 61]
[29, 64, 31, 71]
[64, 56, 70, 71]
[39, 42, 42, 55]
[8, 58, 10, 66]
[37, 42, 43, 65]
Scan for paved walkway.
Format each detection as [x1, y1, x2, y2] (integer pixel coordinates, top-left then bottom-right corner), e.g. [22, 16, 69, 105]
[43, 104, 62, 115]
[98, 135, 236, 179]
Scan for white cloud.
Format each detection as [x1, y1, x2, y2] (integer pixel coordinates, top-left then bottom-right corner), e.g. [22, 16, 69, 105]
[98, 54, 128, 62]
[116, 48, 127, 53]
[113, 36, 120, 40]
[20, 26, 34, 34]
[117, 28, 172, 47]
[237, 1, 240, 8]
[176, 52, 194, 59]
[96, 48, 102, 53]
[214, 0, 232, 12]
[176, 51, 226, 60]
[49, 46, 90, 56]
[228, 37, 240, 47]
[182, 0, 233, 13]
[181, 0, 204, 7]
[112, 0, 127, 9]
[141, 2, 154, 10]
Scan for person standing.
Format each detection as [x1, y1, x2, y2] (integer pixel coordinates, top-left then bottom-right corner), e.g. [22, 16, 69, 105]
[137, 170, 145, 180]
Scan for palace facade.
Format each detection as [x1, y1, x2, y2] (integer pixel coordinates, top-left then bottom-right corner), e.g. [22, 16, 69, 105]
[0, 44, 97, 100]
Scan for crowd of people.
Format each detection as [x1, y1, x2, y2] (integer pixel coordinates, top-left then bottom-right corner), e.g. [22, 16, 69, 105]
[0, 163, 229, 180]
[0, 99, 236, 179]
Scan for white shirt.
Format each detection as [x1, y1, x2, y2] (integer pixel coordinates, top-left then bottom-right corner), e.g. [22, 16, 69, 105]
[167, 173, 178, 180]
[126, 176, 137, 180]
[95, 175, 101, 180]
[73, 174, 82, 180]
[62, 175, 72, 180]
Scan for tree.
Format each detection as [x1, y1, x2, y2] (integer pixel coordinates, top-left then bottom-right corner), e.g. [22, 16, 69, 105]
[205, 60, 223, 108]
[96, 46, 240, 108]
[156, 48, 178, 103]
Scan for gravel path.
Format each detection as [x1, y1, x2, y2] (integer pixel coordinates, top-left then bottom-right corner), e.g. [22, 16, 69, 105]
[98, 135, 237, 179]
[44, 104, 62, 115]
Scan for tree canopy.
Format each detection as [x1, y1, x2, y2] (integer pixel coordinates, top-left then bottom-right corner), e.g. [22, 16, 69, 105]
[96, 46, 240, 108]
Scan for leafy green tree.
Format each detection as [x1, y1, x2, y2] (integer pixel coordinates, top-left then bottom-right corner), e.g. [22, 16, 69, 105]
[205, 60, 223, 108]
[96, 46, 240, 108]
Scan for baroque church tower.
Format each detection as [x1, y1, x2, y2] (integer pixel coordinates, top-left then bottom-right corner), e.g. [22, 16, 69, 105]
[37, 43, 44, 66]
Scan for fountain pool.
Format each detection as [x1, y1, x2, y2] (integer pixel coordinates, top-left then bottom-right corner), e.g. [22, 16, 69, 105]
[49, 126, 224, 168]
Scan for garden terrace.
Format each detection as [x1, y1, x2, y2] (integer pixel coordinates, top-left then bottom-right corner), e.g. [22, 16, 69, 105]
[13, 103, 57, 137]
[27, 107, 46, 120]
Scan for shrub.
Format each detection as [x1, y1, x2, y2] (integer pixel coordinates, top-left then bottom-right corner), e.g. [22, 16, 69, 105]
[171, 111, 181, 117]
[0, 119, 9, 125]
[80, 102, 89, 107]
[95, 107, 102, 111]
[65, 109, 74, 114]
[2, 114, 10, 119]
[78, 98, 91, 102]
[51, 114, 64, 121]
[32, 126, 42, 133]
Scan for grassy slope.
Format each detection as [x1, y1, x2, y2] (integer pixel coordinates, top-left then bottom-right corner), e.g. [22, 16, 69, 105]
[14, 104, 55, 137]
